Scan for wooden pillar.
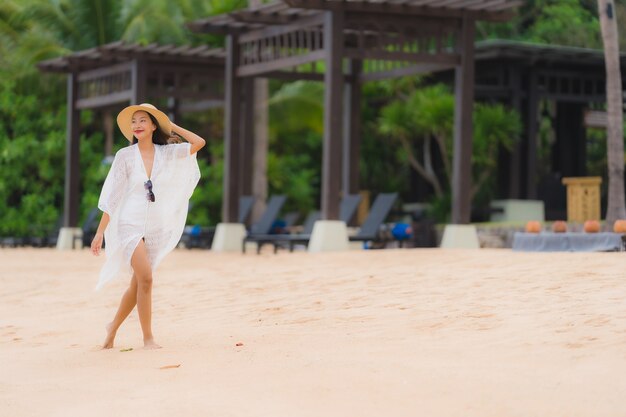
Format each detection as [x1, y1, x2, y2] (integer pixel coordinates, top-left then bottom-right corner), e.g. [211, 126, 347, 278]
[103, 110, 114, 157]
[64, 73, 80, 228]
[167, 97, 180, 124]
[526, 70, 539, 199]
[240, 77, 255, 197]
[342, 59, 362, 196]
[508, 66, 522, 198]
[322, 10, 344, 220]
[451, 17, 476, 224]
[555, 102, 587, 177]
[223, 34, 242, 222]
[131, 59, 146, 104]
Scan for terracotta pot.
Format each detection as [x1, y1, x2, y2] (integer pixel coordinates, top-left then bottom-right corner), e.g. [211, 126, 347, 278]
[613, 219, 626, 233]
[552, 220, 567, 233]
[525, 221, 542, 234]
[583, 220, 600, 233]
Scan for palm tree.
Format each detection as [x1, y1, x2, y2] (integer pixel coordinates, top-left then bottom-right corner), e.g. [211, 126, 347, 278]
[597, 0, 626, 224]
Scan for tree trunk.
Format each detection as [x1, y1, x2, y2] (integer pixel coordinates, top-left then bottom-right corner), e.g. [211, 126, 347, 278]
[249, 0, 269, 222]
[598, 0, 626, 224]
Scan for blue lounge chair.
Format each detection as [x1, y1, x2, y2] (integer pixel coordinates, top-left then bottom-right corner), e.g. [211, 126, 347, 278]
[259, 194, 363, 253]
[349, 193, 398, 246]
[242, 195, 287, 253]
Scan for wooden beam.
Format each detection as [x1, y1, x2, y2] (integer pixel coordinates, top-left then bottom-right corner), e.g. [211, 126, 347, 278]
[345, 48, 460, 64]
[64, 74, 81, 228]
[262, 70, 356, 82]
[263, 70, 323, 81]
[321, 10, 345, 220]
[76, 90, 133, 110]
[344, 11, 461, 33]
[179, 99, 224, 112]
[359, 62, 457, 82]
[284, 0, 516, 22]
[237, 50, 326, 77]
[451, 16, 476, 224]
[76, 61, 132, 82]
[150, 89, 224, 101]
[223, 34, 242, 222]
[239, 13, 325, 43]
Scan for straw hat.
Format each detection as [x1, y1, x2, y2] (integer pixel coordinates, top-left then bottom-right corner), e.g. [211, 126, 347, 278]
[116, 103, 171, 142]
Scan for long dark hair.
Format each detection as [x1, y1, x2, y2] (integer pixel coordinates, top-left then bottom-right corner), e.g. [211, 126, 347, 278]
[132, 113, 169, 145]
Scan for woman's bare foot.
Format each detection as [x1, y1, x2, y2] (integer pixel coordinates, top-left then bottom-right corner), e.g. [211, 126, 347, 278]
[102, 323, 116, 349]
[143, 338, 162, 350]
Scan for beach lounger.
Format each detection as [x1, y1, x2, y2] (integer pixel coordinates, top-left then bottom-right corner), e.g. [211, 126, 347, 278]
[242, 195, 287, 253]
[238, 195, 254, 225]
[349, 193, 398, 247]
[260, 194, 362, 253]
[268, 210, 321, 253]
[76, 207, 101, 248]
[182, 196, 255, 249]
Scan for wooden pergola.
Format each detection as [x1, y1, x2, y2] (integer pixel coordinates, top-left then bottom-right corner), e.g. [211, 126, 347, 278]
[429, 40, 626, 218]
[38, 42, 225, 234]
[189, 0, 521, 225]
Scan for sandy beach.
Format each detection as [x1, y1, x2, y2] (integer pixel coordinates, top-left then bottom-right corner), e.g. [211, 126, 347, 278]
[1, 247, 625, 416]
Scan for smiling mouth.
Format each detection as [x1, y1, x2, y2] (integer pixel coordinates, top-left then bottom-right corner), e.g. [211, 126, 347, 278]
[134, 130, 144, 134]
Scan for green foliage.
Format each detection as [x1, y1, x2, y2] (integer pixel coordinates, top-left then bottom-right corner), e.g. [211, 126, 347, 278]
[379, 82, 522, 220]
[0, 80, 66, 237]
[479, 0, 604, 48]
[268, 81, 323, 215]
[188, 142, 223, 226]
[0, 0, 251, 236]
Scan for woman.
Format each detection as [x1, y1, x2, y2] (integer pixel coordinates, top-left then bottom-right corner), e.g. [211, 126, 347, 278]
[91, 103, 205, 349]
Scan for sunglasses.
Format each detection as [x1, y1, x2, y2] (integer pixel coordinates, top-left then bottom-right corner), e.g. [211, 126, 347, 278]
[144, 179, 155, 202]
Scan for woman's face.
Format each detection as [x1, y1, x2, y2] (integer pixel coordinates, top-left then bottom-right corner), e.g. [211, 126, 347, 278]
[131, 111, 157, 142]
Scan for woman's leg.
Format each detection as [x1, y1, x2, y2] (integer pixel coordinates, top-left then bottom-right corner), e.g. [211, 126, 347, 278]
[102, 274, 138, 349]
[131, 239, 161, 349]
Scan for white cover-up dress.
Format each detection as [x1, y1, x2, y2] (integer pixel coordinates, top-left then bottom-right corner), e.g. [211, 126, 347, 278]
[96, 142, 200, 290]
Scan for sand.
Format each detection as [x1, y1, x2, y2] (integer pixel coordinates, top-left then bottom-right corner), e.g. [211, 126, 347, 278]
[1, 247, 625, 416]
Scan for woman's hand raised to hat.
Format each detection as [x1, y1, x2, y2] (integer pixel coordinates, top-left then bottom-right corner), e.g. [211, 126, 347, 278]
[170, 122, 206, 155]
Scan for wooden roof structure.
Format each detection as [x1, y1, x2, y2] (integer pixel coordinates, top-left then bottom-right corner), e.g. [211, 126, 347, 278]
[189, 0, 519, 34]
[468, 40, 626, 206]
[38, 41, 225, 73]
[189, 0, 521, 224]
[38, 42, 226, 231]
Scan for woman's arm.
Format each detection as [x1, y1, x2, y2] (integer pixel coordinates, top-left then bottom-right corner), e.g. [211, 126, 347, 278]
[91, 212, 110, 256]
[171, 122, 206, 155]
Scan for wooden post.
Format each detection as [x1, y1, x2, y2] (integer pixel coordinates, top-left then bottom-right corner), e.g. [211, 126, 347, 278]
[451, 16, 476, 224]
[241, 77, 255, 197]
[64, 73, 81, 228]
[342, 59, 362, 197]
[131, 59, 146, 104]
[167, 97, 180, 124]
[508, 65, 522, 198]
[103, 110, 114, 157]
[223, 34, 242, 222]
[555, 102, 586, 177]
[322, 10, 344, 220]
[526, 70, 539, 199]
